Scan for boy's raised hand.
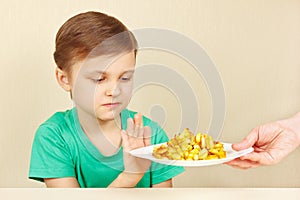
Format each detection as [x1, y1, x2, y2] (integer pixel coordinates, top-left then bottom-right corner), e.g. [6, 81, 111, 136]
[121, 113, 152, 174]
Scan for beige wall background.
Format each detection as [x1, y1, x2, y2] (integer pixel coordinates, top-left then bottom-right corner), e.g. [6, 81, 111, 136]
[0, 0, 299, 188]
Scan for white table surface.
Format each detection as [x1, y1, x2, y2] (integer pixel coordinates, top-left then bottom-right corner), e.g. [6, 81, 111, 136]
[1, 188, 300, 200]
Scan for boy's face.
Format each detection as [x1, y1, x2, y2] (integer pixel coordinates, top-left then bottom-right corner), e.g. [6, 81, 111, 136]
[69, 51, 136, 122]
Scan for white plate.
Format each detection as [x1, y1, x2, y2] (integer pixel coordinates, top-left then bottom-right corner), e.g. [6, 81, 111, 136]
[129, 142, 253, 167]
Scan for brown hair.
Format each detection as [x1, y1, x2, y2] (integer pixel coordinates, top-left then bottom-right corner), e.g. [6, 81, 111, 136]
[53, 11, 137, 74]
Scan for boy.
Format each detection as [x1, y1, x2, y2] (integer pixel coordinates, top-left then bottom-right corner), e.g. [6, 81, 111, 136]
[28, 11, 184, 188]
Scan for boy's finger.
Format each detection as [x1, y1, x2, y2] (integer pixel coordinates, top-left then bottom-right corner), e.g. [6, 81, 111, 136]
[143, 126, 152, 146]
[133, 125, 140, 138]
[120, 130, 129, 150]
[134, 113, 143, 127]
[137, 126, 144, 139]
[126, 118, 134, 136]
[133, 113, 143, 138]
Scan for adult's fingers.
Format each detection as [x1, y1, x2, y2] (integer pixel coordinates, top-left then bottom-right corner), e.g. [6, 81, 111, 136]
[239, 152, 263, 163]
[226, 151, 269, 169]
[225, 158, 260, 169]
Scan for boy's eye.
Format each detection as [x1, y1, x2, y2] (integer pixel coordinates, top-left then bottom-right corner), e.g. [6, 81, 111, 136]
[94, 77, 105, 83]
[121, 77, 129, 81]
[120, 76, 132, 81]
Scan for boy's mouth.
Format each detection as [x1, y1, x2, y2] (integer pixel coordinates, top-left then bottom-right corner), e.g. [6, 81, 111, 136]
[102, 102, 121, 109]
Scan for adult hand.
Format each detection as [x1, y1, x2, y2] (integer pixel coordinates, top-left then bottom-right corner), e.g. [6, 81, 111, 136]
[226, 113, 300, 169]
[121, 113, 151, 174]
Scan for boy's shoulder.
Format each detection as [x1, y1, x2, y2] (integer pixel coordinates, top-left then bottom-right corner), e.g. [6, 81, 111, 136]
[35, 109, 75, 138]
[41, 109, 73, 127]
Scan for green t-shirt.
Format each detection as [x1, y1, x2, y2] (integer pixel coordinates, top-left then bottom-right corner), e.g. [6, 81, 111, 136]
[29, 108, 184, 187]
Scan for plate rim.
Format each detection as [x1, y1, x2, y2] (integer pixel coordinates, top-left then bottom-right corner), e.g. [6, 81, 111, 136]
[129, 142, 254, 167]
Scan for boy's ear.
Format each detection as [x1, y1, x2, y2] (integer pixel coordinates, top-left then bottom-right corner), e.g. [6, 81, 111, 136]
[55, 67, 71, 92]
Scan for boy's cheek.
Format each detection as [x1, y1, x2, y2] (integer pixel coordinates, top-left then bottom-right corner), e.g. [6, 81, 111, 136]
[120, 84, 133, 95]
[72, 83, 98, 108]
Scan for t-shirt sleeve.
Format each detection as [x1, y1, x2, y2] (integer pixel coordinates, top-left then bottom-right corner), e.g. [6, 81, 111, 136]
[28, 125, 76, 182]
[149, 122, 185, 185]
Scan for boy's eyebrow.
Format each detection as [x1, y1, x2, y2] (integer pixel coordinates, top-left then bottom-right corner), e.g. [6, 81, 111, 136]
[86, 69, 135, 75]
[88, 70, 105, 75]
[121, 70, 135, 74]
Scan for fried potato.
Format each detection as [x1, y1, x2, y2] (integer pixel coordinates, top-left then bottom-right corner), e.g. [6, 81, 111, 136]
[152, 128, 226, 160]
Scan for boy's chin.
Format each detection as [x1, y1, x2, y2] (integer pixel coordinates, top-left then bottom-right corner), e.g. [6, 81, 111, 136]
[96, 112, 120, 122]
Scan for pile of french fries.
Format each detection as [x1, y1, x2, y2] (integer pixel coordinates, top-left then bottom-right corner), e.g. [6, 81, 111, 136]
[153, 128, 226, 160]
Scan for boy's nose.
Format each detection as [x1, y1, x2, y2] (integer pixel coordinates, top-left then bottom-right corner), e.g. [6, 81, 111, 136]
[105, 84, 121, 97]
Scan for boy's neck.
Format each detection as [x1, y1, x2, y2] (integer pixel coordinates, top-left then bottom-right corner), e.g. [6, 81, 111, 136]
[98, 117, 122, 134]
[76, 107, 121, 136]
[76, 107, 122, 156]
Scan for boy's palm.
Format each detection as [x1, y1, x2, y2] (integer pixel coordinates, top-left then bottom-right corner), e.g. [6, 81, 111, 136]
[121, 114, 151, 174]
